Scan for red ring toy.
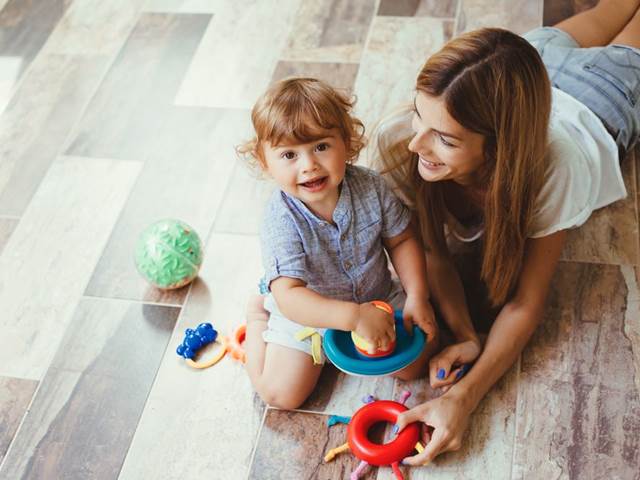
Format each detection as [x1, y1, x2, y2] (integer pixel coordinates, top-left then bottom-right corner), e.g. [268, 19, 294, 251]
[347, 400, 420, 466]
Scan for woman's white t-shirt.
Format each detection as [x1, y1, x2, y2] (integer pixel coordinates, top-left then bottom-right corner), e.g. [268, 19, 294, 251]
[528, 87, 626, 238]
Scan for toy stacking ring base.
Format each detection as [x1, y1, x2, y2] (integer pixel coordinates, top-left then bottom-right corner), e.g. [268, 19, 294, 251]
[347, 400, 420, 466]
[324, 306, 426, 376]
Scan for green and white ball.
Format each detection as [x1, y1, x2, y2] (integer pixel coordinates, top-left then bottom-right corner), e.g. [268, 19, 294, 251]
[134, 219, 203, 290]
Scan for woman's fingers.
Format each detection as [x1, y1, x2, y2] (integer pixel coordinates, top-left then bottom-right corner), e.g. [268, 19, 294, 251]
[394, 403, 429, 432]
[402, 428, 448, 466]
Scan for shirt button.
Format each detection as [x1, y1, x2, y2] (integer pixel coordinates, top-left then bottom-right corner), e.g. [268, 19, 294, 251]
[344, 261, 352, 270]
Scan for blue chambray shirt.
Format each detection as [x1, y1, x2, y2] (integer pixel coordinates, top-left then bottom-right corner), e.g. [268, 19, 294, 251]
[261, 164, 411, 303]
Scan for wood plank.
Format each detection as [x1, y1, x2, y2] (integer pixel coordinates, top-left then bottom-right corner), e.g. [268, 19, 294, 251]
[174, 0, 301, 108]
[281, 0, 377, 64]
[456, 0, 542, 35]
[0, 0, 68, 81]
[0, 54, 111, 216]
[0, 298, 179, 479]
[378, 0, 458, 17]
[513, 262, 640, 478]
[0, 217, 17, 255]
[64, 13, 251, 304]
[353, 17, 453, 135]
[0, 376, 38, 465]
[118, 233, 266, 479]
[0, 156, 142, 380]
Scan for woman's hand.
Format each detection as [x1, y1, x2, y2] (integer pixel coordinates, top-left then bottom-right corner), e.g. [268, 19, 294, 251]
[394, 388, 473, 465]
[354, 303, 396, 353]
[402, 294, 438, 343]
[429, 339, 481, 390]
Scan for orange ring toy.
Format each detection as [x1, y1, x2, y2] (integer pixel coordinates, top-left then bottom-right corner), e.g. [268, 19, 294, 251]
[347, 400, 420, 466]
[227, 324, 246, 363]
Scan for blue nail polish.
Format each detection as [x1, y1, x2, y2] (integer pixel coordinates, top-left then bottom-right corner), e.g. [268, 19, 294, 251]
[392, 424, 399, 434]
[456, 369, 464, 379]
[437, 368, 445, 379]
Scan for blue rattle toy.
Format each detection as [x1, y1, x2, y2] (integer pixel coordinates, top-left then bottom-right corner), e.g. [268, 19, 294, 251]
[176, 322, 226, 369]
[323, 305, 426, 376]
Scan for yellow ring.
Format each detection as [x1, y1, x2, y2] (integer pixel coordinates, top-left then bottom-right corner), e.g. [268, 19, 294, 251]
[185, 338, 228, 369]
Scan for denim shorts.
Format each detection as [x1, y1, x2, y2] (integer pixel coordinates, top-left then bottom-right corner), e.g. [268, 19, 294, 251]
[524, 26, 640, 154]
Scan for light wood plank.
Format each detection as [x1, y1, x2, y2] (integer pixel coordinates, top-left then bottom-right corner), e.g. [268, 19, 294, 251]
[457, 0, 543, 35]
[118, 233, 266, 479]
[174, 0, 301, 109]
[0, 156, 142, 380]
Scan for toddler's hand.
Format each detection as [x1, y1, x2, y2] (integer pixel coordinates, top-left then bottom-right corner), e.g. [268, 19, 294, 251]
[354, 303, 396, 354]
[403, 294, 438, 344]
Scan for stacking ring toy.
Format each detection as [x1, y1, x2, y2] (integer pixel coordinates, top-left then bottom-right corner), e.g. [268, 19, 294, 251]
[347, 400, 420, 466]
[324, 310, 425, 376]
[351, 301, 396, 357]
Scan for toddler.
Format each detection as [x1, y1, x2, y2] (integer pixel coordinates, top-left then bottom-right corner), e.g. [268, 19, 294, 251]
[237, 78, 438, 409]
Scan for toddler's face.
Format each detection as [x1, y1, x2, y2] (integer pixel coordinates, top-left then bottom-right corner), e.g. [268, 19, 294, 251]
[408, 92, 486, 186]
[261, 129, 348, 218]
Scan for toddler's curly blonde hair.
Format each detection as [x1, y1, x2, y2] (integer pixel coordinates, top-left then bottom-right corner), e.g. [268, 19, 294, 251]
[237, 77, 366, 170]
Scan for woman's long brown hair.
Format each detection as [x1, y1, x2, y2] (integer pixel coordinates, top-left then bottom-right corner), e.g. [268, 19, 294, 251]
[377, 28, 551, 306]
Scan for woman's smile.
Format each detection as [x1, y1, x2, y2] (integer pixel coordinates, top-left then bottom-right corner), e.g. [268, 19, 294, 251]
[419, 155, 445, 169]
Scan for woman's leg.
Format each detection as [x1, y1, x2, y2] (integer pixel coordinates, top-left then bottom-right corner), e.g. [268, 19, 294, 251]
[611, 6, 640, 47]
[554, 0, 640, 47]
[244, 295, 323, 409]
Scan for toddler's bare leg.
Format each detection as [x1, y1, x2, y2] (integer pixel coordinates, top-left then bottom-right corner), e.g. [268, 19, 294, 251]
[244, 294, 323, 409]
[554, 0, 640, 47]
[393, 333, 440, 381]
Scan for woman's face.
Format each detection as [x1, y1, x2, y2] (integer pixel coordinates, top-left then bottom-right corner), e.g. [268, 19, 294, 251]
[408, 92, 486, 186]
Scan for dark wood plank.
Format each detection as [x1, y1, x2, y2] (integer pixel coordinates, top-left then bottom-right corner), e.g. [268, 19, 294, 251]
[0, 376, 38, 465]
[378, 0, 458, 17]
[0, 217, 18, 254]
[0, 0, 68, 80]
[0, 55, 111, 216]
[249, 409, 387, 480]
[0, 298, 179, 479]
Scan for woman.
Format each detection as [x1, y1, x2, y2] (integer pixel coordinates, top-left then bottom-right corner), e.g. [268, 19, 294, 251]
[375, 0, 640, 464]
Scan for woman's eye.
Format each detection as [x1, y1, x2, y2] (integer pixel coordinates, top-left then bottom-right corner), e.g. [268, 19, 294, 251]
[316, 142, 329, 152]
[439, 134, 455, 147]
[282, 151, 296, 160]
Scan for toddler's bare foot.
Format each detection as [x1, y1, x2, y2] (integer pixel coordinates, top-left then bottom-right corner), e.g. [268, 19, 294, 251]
[246, 294, 269, 324]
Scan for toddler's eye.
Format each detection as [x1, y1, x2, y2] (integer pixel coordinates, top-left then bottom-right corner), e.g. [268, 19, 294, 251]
[316, 142, 329, 152]
[282, 151, 296, 160]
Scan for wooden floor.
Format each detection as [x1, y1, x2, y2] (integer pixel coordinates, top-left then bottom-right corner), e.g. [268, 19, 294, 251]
[0, 0, 638, 479]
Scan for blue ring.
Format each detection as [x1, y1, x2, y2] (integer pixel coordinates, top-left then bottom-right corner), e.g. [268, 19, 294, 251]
[323, 310, 426, 376]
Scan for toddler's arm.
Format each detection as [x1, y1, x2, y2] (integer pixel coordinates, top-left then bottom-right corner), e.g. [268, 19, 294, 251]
[270, 276, 396, 353]
[383, 224, 438, 340]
